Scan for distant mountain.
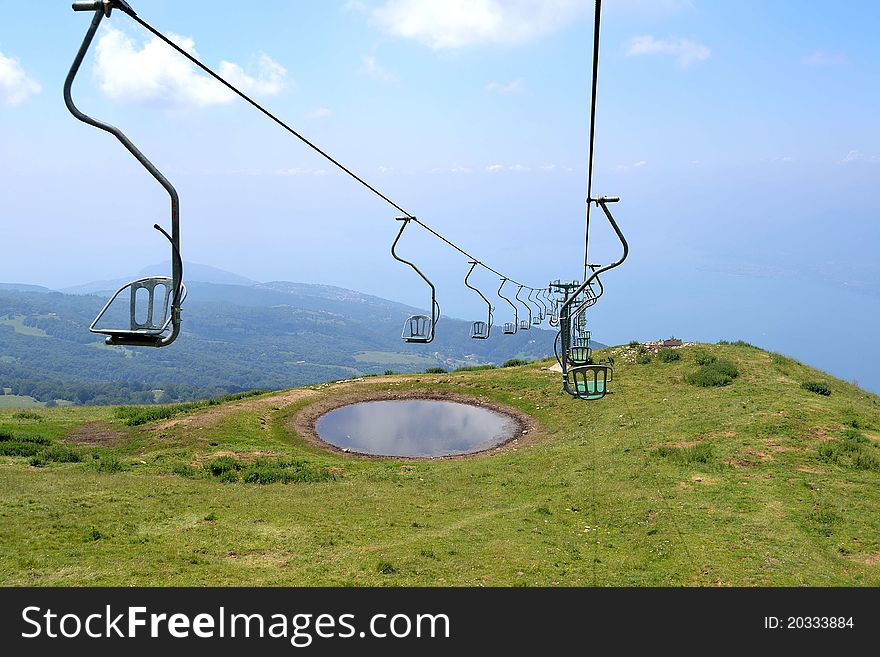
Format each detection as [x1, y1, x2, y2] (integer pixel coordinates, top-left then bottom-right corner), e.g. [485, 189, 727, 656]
[0, 283, 53, 294]
[60, 261, 258, 295]
[0, 274, 575, 405]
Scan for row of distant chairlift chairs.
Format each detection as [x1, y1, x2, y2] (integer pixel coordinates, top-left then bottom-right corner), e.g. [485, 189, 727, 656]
[64, 0, 626, 402]
[393, 195, 629, 403]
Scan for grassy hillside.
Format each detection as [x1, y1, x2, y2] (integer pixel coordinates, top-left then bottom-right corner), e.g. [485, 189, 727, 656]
[1, 342, 878, 586]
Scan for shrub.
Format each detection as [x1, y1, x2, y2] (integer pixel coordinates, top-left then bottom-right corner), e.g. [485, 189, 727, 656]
[172, 462, 197, 478]
[17, 435, 51, 445]
[627, 340, 640, 348]
[686, 359, 739, 387]
[801, 381, 831, 396]
[0, 442, 43, 457]
[241, 458, 338, 485]
[12, 411, 43, 420]
[41, 446, 83, 463]
[657, 348, 681, 363]
[0, 430, 12, 441]
[454, 364, 496, 372]
[84, 526, 102, 542]
[114, 390, 270, 426]
[94, 454, 125, 473]
[693, 350, 716, 366]
[376, 561, 398, 575]
[636, 353, 653, 365]
[502, 358, 528, 368]
[217, 470, 240, 483]
[29, 455, 46, 467]
[771, 353, 790, 366]
[383, 370, 398, 376]
[655, 442, 716, 467]
[425, 367, 448, 374]
[817, 433, 880, 472]
[204, 456, 241, 477]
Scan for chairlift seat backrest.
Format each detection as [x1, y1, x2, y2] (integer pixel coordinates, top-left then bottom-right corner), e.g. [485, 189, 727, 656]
[519, 319, 530, 330]
[503, 322, 516, 334]
[564, 365, 611, 401]
[402, 314, 433, 342]
[471, 320, 490, 339]
[569, 345, 592, 365]
[90, 276, 182, 341]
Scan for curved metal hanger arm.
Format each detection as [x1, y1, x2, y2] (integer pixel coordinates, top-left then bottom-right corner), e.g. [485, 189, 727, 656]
[464, 261, 493, 335]
[497, 278, 518, 332]
[530, 287, 548, 318]
[391, 217, 440, 338]
[561, 197, 628, 319]
[515, 285, 532, 326]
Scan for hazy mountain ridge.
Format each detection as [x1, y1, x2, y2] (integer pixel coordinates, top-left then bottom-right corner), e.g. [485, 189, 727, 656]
[0, 268, 587, 405]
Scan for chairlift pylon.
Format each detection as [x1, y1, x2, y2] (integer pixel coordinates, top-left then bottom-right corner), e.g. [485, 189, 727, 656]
[66, 0, 184, 348]
[391, 217, 440, 343]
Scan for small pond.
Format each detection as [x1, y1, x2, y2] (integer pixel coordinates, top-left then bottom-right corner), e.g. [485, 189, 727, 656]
[314, 399, 520, 457]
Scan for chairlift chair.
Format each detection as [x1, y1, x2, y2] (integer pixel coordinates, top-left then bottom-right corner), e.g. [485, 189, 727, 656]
[568, 345, 592, 366]
[497, 278, 518, 335]
[515, 285, 532, 331]
[564, 365, 610, 401]
[391, 217, 440, 343]
[66, 0, 184, 348]
[464, 261, 493, 340]
[528, 288, 544, 324]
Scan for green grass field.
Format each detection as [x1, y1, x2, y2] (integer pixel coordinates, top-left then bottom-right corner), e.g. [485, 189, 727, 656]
[1, 342, 878, 586]
[0, 314, 48, 337]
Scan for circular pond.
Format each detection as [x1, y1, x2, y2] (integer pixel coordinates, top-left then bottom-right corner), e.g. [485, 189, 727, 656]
[314, 399, 520, 457]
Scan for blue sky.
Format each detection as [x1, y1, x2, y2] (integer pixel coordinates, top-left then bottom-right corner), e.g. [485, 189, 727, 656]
[1, 1, 878, 390]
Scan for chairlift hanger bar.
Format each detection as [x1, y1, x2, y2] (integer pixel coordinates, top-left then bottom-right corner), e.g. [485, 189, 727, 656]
[583, 0, 602, 282]
[497, 278, 518, 334]
[73, 0, 538, 291]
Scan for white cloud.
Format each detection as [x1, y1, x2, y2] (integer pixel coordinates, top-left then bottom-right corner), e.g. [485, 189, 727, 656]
[802, 50, 849, 66]
[342, 0, 369, 12]
[373, 0, 590, 49]
[0, 50, 41, 106]
[841, 150, 878, 164]
[359, 54, 398, 82]
[626, 35, 710, 68]
[485, 77, 527, 94]
[485, 163, 532, 172]
[274, 168, 328, 176]
[306, 106, 332, 119]
[613, 160, 647, 172]
[94, 28, 286, 107]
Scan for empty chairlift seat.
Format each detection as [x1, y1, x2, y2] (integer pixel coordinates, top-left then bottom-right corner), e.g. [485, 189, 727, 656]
[91, 275, 186, 346]
[402, 314, 434, 343]
[564, 365, 611, 401]
[471, 320, 490, 340]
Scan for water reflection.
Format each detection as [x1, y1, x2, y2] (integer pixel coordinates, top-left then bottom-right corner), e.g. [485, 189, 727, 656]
[315, 400, 518, 457]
